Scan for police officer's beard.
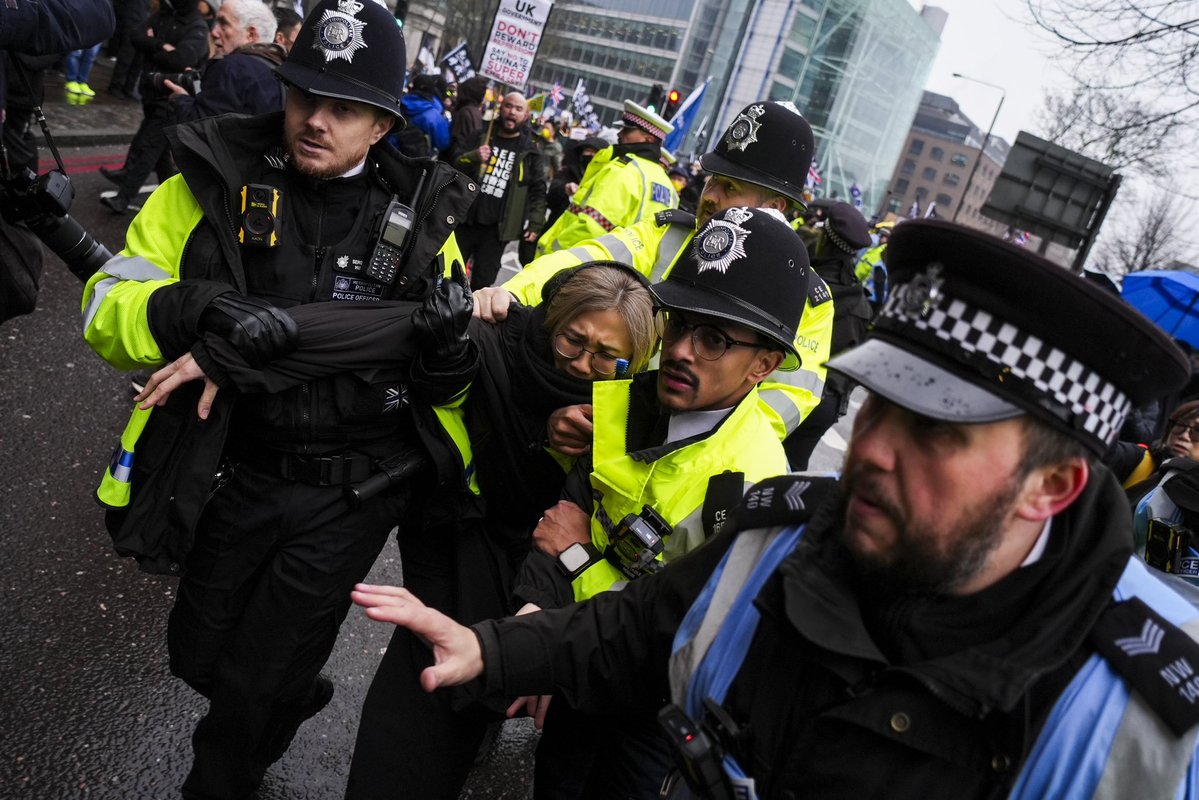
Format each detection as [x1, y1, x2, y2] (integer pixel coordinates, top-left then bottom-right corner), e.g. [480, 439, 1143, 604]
[839, 469, 1022, 596]
[285, 128, 367, 181]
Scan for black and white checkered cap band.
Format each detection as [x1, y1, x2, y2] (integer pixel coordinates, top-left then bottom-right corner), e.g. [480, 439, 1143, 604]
[881, 282, 1133, 445]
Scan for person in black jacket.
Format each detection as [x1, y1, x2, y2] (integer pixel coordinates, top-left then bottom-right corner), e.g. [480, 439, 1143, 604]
[452, 92, 548, 289]
[81, 2, 476, 797]
[545, 136, 607, 229]
[0, 0, 115, 325]
[350, 221, 1199, 800]
[99, 0, 210, 214]
[783, 200, 874, 468]
[163, 0, 283, 123]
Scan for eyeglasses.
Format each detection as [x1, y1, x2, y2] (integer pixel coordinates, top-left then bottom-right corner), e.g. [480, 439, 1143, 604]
[657, 308, 764, 362]
[1171, 420, 1199, 440]
[553, 333, 629, 376]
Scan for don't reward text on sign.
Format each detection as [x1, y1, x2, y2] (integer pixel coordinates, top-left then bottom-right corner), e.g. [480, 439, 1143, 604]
[480, 0, 554, 90]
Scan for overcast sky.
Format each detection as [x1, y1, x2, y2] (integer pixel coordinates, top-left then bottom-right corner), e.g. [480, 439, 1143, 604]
[914, 0, 1072, 145]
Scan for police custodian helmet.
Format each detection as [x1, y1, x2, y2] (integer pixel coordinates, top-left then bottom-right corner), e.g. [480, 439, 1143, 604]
[700, 101, 815, 209]
[650, 207, 809, 372]
[276, 0, 407, 119]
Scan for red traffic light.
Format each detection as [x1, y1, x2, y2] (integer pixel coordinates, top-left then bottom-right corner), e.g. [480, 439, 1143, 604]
[663, 88, 683, 120]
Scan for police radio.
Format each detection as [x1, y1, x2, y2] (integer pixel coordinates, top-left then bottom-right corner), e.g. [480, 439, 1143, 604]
[239, 183, 281, 247]
[365, 197, 416, 286]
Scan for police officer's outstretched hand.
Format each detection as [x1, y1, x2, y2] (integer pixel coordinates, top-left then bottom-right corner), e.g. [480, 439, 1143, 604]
[413, 262, 473, 365]
[200, 293, 298, 368]
[352, 583, 484, 690]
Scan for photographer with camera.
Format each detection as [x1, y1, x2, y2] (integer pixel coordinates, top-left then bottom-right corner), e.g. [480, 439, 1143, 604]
[0, 0, 115, 324]
[99, 0, 209, 214]
[163, 0, 284, 125]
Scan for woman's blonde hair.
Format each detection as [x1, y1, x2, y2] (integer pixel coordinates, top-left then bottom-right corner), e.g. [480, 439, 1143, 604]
[544, 262, 659, 374]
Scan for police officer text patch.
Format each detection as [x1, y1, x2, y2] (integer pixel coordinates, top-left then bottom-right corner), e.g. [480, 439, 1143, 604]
[651, 182, 673, 206]
[1090, 597, 1199, 735]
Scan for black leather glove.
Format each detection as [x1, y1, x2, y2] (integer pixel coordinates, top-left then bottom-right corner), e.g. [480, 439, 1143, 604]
[199, 293, 298, 368]
[412, 262, 473, 363]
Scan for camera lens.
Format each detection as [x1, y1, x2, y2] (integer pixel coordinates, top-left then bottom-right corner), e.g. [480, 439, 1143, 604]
[252, 189, 267, 203]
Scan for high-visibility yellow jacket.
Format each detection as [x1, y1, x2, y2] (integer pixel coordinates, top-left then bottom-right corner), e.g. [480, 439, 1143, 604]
[536, 144, 678, 256]
[506, 210, 834, 438]
[570, 373, 789, 601]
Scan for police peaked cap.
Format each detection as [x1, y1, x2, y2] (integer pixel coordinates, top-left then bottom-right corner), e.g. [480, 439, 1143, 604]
[650, 207, 808, 371]
[700, 101, 815, 209]
[276, 0, 407, 119]
[826, 220, 1190, 454]
[823, 201, 872, 253]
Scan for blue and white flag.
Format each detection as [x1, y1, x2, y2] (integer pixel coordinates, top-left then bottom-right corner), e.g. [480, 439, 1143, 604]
[663, 77, 711, 152]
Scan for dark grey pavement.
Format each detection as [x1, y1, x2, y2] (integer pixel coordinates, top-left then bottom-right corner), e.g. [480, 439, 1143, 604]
[40, 57, 146, 147]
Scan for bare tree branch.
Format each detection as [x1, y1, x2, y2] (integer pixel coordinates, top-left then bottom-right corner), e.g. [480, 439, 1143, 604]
[1092, 184, 1193, 275]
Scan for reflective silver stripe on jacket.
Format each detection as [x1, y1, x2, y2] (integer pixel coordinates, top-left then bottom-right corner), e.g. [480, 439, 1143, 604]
[650, 224, 694, 283]
[82, 254, 172, 331]
[668, 524, 789, 706]
[1093, 616, 1199, 800]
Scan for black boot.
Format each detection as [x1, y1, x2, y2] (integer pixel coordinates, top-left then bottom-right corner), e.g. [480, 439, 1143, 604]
[99, 166, 126, 185]
[100, 194, 130, 214]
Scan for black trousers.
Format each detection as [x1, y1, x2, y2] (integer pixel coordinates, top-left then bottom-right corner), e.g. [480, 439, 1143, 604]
[117, 100, 177, 201]
[533, 703, 675, 800]
[168, 459, 410, 800]
[455, 221, 509, 290]
[345, 518, 518, 800]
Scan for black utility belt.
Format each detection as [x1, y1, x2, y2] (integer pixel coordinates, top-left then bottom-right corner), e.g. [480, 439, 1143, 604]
[236, 448, 377, 486]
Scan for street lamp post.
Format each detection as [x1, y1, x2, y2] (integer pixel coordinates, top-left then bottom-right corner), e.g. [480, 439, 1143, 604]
[951, 73, 1005, 224]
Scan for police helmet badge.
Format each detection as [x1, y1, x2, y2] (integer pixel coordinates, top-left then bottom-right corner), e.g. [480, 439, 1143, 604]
[314, 0, 369, 64]
[724, 104, 766, 152]
[695, 207, 753, 275]
[896, 263, 944, 318]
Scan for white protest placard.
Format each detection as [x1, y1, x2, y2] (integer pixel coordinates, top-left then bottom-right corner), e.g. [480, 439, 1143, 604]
[480, 0, 554, 90]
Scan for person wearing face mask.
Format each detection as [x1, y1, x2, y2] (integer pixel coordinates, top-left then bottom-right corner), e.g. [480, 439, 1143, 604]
[477, 102, 837, 463]
[339, 262, 659, 799]
[546, 136, 609, 229]
[535, 100, 678, 257]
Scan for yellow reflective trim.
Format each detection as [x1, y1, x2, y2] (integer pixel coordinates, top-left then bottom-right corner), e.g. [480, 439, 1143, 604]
[96, 405, 154, 508]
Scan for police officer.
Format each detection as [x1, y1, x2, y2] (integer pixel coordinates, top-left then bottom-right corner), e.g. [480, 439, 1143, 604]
[535, 100, 678, 256]
[81, 1, 475, 796]
[783, 200, 873, 468]
[477, 101, 836, 455]
[354, 220, 1199, 799]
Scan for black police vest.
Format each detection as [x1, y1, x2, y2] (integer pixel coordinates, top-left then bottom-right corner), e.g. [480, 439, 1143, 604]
[230, 162, 416, 453]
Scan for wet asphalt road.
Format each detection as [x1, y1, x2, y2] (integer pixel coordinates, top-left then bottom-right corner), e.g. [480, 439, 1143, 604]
[0, 148, 850, 799]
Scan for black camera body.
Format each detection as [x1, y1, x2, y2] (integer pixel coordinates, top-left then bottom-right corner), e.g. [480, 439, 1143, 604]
[0, 167, 112, 281]
[141, 70, 202, 97]
[607, 504, 672, 577]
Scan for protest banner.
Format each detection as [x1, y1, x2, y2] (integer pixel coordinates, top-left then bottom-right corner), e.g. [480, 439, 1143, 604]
[480, 0, 554, 90]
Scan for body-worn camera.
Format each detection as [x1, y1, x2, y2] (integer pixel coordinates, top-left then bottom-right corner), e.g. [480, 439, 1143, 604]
[606, 504, 672, 578]
[0, 166, 112, 281]
[141, 70, 202, 97]
[1146, 518, 1199, 578]
[239, 184, 281, 247]
[657, 702, 738, 800]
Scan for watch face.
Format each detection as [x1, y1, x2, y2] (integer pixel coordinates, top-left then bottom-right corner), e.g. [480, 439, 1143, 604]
[559, 543, 591, 572]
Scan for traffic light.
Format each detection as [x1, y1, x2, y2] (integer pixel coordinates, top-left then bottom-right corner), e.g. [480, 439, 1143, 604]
[662, 88, 682, 120]
[646, 84, 665, 113]
[394, 0, 409, 28]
